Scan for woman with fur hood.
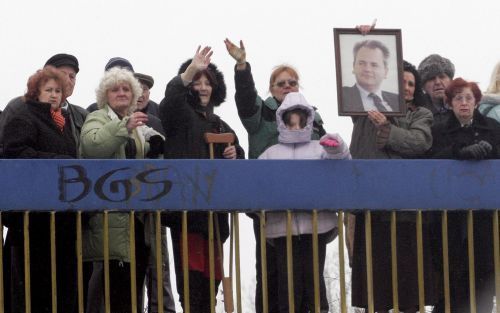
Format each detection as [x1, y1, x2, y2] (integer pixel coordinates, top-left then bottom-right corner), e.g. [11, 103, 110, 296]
[258, 92, 350, 313]
[159, 46, 245, 313]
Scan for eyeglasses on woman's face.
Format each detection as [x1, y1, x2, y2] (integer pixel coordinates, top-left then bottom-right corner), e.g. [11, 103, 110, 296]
[274, 79, 298, 88]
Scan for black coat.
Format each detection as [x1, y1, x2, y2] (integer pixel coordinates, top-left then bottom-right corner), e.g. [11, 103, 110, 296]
[3, 100, 77, 159]
[342, 84, 400, 113]
[160, 75, 244, 161]
[430, 109, 498, 312]
[431, 109, 500, 159]
[0, 96, 87, 157]
[2, 99, 78, 312]
[159, 75, 245, 242]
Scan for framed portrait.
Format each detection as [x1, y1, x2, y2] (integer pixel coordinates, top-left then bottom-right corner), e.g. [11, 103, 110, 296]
[333, 28, 405, 116]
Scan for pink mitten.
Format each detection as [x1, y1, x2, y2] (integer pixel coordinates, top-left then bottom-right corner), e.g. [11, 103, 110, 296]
[320, 138, 339, 147]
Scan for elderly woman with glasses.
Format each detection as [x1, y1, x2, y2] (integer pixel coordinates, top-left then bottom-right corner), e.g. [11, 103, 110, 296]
[224, 38, 327, 313]
[430, 78, 499, 313]
[80, 67, 165, 313]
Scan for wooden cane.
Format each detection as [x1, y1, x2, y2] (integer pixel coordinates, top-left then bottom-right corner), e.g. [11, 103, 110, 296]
[204, 132, 236, 313]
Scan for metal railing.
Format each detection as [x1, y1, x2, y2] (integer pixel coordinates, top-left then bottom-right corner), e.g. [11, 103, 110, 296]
[0, 159, 498, 313]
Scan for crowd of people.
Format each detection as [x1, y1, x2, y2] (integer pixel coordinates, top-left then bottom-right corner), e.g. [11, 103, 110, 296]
[0, 27, 498, 313]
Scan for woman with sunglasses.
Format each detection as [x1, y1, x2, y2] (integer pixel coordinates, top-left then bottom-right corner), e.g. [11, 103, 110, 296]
[224, 38, 327, 313]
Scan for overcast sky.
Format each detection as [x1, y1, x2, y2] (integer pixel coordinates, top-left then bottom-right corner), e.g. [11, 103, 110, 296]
[2, 0, 500, 147]
[1, 0, 499, 310]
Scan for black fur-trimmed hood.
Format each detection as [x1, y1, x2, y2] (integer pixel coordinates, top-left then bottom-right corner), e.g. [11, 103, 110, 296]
[178, 59, 226, 107]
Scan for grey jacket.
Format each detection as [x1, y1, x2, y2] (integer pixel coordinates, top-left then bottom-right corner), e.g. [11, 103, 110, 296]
[350, 106, 432, 159]
[382, 106, 433, 156]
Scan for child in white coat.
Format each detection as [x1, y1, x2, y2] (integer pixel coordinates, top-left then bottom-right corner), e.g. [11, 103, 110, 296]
[258, 92, 351, 313]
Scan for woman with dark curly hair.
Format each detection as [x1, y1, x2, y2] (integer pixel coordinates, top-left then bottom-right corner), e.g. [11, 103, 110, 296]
[3, 66, 78, 312]
[159, 46, 245, 313]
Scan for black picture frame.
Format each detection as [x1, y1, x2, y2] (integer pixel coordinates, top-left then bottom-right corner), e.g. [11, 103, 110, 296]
[334, 28, 405, 116]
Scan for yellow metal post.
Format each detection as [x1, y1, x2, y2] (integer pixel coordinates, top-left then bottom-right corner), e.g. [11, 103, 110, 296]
[390, 211, 399, 313]
[234, 213, 242, 313]
[260, 211, 269, 313]
[103, 211, 110, 313]
[337, 211, 347, 313]
[182, 211, 190, 313]
[76, 211, 84, 313]
[365, 211, 374, 313]
[442, 211, 450, 313]
[312, 210, 320, 313]
[416, 210, 425, 312]
[129, 212, 137, 313]
[286, 211, 295, 313]
[493, 210, 499, 313]
[208, 212, 215, 313]
[467, 210, 477, 313]
[50, 212, 57, 313]
[155, 211, 164, 313]
[0, 213, 3, 313]
[24, 211, 31, 313]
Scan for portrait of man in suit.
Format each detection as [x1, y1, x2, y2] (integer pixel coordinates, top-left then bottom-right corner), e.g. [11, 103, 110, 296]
[342, 39, 400, 113]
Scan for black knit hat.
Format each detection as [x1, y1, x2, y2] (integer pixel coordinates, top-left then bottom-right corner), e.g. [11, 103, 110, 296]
[417, 54, 455, 84]
[105, 57, 134, 72]
[178, 59, 226, 107]
[45, 53, 79, 73]
[134, 73, 154, 89]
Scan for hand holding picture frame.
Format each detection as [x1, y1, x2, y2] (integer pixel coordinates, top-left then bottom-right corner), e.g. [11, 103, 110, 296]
[334, 28, 405, 116]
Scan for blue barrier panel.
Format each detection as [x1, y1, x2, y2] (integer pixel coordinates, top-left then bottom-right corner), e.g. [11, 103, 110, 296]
[0, 159, 499, 211]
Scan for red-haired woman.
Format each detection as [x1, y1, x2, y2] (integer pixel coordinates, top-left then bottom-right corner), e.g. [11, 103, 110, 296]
[431, 77, 499, 313]
[3, 66, 78, 312]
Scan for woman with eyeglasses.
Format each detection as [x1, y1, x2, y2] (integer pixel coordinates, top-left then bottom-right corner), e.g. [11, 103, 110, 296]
[430, 77, 499, 313]
[224, 38, 327, 313]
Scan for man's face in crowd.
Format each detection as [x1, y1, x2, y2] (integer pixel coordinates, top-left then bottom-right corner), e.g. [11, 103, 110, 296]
[136, 82, 150, 111]
[57, 65, 77, 98]
[423, 73, 451, 104]
[353, 47, 388, 93]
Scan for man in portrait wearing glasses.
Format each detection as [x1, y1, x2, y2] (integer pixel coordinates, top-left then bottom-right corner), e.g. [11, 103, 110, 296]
[342, 39, 399, 113]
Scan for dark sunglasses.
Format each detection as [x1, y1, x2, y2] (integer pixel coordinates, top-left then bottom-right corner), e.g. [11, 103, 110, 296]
[274, 79, 298, 88]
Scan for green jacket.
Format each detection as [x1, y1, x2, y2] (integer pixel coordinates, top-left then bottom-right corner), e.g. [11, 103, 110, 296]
[234, 63, 325, 159]
[80, 105, 164, 262]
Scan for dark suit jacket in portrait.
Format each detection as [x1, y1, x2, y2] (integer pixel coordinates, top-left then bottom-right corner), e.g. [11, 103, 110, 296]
[342, 85, 400, 113]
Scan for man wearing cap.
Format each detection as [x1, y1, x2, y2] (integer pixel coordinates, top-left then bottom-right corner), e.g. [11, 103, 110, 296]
[133, 72, 175, 313]
[418, 54, 455, 125]
[0, 53, 88, 156]
[136, 72, 174, 313]
[134, 72, 161, 118]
